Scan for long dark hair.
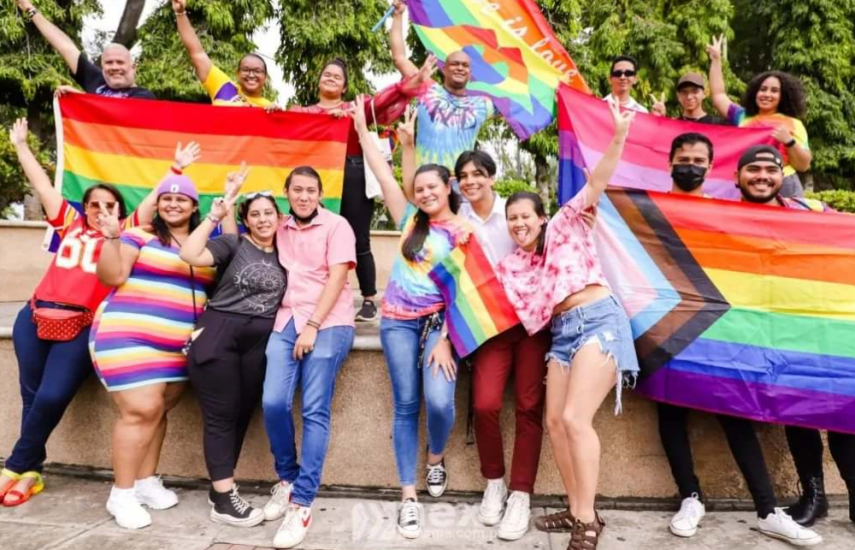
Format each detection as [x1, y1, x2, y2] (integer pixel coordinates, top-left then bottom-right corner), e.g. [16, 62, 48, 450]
[152, 202, 201, 246]
[506, 191, 547, 256]
[82, 183, 127, 222]
[402, 164, 461, 262]
[742, 71, 806, 119]
[239, 195, 280, 237]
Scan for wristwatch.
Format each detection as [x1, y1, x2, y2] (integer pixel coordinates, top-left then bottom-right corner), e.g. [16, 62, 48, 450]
[25, 7, 39, 20]
[785, 138, 797, 148]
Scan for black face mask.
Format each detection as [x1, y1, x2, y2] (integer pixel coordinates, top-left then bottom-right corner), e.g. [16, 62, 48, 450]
[291, 208, 319, 224]
[671, 164, 707, 192]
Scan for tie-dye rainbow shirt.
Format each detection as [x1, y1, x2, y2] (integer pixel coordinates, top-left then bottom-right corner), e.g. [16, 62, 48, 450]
[381, 205, 472, 320]
[415, 82, 495, 171]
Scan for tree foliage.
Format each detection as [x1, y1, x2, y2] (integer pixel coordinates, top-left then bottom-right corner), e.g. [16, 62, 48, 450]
[276, 0, 395, 105]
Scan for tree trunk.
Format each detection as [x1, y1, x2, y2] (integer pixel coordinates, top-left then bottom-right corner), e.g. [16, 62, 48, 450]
[535, 153, 550, 214]
[113, 0, 147, 48]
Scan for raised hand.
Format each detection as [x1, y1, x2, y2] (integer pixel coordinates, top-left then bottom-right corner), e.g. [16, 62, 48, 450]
[706, 34, 724, 62]
[350, 95, 368, 133]
[412, 54, 438, 88]
[9, 118, 28, 148]
[398, 105, 415, 147]
[224, 161, 251, 200]
[98, 202, 122, 238]
[171, 0, 187, 13]
[650, 92, 666, 117]
[174, 141, 202, 169]
[392, 0, 406, 17]
[607, 98, 636, 140]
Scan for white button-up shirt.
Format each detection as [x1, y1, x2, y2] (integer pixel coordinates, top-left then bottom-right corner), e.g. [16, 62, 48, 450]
[603, 93, 649, 113]
[459, 194, 516, 267]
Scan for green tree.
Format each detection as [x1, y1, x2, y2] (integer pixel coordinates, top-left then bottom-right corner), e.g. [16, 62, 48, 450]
[0, 0, 99, 217]
[135, 0, 276, 102]
[276, 0, 395, 104]
[730, 0, 855, 189]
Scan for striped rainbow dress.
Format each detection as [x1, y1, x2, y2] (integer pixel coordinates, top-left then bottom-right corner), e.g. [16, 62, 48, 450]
[89, 227, 216, 392]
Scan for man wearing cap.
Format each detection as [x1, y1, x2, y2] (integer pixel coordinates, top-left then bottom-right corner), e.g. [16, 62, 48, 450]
[652, 73, 726, 125]
[735, 144, 855, 532]
[15, 0, 155, 99]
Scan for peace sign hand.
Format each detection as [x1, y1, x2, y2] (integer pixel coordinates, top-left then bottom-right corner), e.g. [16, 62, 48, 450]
[706, 34, 724, 61]
[650, 92, 666, 117]
[607, 98, 636, 141]
[224, 162, 251, 200]
[398, 105, 416, 147]
[413, 54, 438, 89]
[350, 95, 369, 133]
[98, 202, 122, 239]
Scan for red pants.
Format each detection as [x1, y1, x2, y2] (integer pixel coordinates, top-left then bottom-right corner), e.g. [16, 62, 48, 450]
[472, 324, 550, 493]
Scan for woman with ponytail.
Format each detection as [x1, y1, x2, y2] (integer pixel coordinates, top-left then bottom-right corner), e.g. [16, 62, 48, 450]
[353, 96, 470, 540]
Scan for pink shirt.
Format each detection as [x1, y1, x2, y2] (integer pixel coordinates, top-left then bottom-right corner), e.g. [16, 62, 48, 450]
[496, 187, 610, 335]
[273, 208, 356, 334]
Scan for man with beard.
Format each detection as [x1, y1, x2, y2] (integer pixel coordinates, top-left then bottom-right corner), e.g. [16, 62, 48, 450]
[654, 140, 823, 547]
[389, 1, 496, 172]
[14, 0, 155, 99]
[734, 145, 855, 529]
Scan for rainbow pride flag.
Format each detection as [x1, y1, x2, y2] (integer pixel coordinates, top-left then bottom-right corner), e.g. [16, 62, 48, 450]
[557, 85, 776, 203]
[54, 94, 350, 215]
[428, 237, 520, 357]
[408, 0, 589, 139]
[598, 188, 855, 434]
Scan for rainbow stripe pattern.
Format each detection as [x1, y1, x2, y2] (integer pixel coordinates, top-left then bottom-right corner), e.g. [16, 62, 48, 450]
[428, 237, 520, 357]
[557, 85, 777, 203]
[598, 188, 855, 434]
[89, 227, 216, 392]
[55, 93, 351, 215]
[408, 0, 589, 139]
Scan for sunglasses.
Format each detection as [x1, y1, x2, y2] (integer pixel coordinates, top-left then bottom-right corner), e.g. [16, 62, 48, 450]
[86, 200, 117, 211]
[245, 190, 274, 199]
[611, 70, 637, 78]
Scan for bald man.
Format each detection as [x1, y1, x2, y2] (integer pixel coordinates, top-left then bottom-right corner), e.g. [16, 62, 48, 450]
[15, 0, 154, 99]
[390, 1, 497, 171]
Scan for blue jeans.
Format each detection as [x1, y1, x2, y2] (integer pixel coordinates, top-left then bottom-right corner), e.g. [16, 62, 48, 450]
[380, 313, 456, 486]
[7, 303, 93, 473]
[262, 319, 354, 506]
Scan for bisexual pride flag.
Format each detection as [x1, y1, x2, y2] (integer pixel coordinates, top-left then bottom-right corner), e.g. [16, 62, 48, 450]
[597, 189, 855, 434]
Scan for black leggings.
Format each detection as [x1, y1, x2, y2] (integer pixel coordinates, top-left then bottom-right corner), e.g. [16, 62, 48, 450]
[187, 309, 272, 481]
[658, 402, 777, 517]
[785, 426, 855, 485]
[341, 155, 376, 298]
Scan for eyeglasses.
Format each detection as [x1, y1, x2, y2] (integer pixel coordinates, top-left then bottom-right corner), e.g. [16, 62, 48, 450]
[245, 190, 274, 199]
[239, 67, 266, 76]
[86, 200, 117, 211]
[611, 70, 637, 78]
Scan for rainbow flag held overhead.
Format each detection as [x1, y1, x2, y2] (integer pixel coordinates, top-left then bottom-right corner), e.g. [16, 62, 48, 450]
[54, 94, 350, 216]
[428, 237, 520, 357]
[408, 0, 589, 140]
[597, 188, 855, 434]
[557, 85, 776, 204]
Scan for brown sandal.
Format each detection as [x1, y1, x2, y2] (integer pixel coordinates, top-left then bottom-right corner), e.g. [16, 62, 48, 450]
[534, 508, 575, 532]
[567, 512, 605, 550]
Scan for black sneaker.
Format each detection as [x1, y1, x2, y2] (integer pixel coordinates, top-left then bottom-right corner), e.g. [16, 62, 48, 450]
[426, 459, 448, 498]
[355, 299, 378, 322]
[209, 485, 265, 527]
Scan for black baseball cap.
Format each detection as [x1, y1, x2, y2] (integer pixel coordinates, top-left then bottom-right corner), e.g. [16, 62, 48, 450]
[738, 145, 784, 170]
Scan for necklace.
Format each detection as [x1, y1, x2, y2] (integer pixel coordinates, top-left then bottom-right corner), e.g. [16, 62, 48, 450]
[246, 234, 275, 253]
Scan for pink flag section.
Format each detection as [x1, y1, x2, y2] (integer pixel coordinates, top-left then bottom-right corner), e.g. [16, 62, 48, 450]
[557, 85, 776, 201]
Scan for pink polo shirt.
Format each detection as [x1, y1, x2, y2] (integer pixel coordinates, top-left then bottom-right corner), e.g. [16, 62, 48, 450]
[273, 208, 356, 334]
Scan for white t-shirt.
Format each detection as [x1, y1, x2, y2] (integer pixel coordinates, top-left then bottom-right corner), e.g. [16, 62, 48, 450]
[603, 93, 649, 113]
[458, 194, 516, 267]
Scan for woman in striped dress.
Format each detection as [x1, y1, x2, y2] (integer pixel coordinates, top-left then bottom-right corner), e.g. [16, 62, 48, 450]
[91, 175, 215, 530]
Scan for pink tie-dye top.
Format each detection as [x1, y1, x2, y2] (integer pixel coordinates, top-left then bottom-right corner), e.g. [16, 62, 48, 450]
[496, 186, 610, 335]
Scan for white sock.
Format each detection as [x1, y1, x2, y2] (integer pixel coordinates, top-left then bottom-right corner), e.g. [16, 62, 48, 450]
[111, 485, 135, 498]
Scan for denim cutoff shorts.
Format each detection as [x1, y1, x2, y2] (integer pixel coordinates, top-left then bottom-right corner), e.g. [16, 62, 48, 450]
[546, 294, 639, 414]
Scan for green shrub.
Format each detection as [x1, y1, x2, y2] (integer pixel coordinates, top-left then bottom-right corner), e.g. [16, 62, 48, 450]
[494, 179, 535, 198]
[805, 190, 855, 213]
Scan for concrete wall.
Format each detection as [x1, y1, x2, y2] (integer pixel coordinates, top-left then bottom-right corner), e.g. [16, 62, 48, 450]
[0, 223, 846, 499]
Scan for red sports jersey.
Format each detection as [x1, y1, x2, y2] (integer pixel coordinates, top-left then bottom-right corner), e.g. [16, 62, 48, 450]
[33, 200, 138, 312]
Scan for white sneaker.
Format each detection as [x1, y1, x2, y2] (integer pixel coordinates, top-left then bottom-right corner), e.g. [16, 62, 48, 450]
[263, 481, 292, 521]
[134, 476, 178, 510]
[478, 478, 508, 526]
[425, 460, 448, 498]
[669, 493, 705, 537]
[397, 498, 423, 539]
[272, 504, 312, 549]
[757, 508, 822, 546]
[107, 486, 152, 530]
[498, 491, 531, 541]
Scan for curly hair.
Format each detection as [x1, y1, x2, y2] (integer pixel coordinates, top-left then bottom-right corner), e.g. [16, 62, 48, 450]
[742, 71, 806, 119]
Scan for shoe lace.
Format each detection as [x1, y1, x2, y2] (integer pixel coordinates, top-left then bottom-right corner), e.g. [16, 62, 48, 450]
[483, 481, 504, 503]
[230, 486, 251, 514]
[270, 482, 289, 501]
[503, 493, 526, 523]
[677, 493, 702, 520]
[400, 501, 420, 526]
[426, 463, 446, 485]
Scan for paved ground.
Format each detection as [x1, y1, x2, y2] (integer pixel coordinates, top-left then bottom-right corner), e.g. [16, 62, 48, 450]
[0, 474, 852, 550]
